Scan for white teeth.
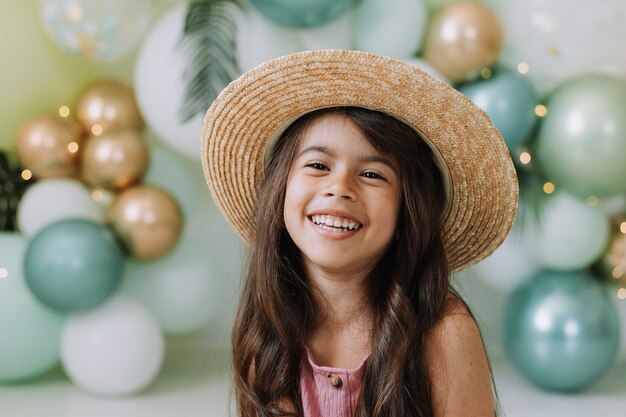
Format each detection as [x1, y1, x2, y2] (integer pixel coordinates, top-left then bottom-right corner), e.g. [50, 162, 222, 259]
[310, 214, 361, 231]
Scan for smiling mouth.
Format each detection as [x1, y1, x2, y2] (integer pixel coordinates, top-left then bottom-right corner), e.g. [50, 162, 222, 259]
[308, 214, 362, 232]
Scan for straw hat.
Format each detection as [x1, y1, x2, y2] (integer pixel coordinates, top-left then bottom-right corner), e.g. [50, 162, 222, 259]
[201, 49, 518, 272]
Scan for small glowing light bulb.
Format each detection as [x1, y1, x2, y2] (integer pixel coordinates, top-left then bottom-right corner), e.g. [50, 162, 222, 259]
[535, 105, 548, 117]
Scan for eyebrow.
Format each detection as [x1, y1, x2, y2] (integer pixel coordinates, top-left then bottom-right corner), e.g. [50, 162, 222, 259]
[298, 145, 397, 171]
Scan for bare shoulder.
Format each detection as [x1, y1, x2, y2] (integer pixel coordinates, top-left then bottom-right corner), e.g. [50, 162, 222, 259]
[425, 293, 495, 417]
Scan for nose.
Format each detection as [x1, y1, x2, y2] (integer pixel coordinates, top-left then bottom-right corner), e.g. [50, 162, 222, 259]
[322, 170, 356, 201]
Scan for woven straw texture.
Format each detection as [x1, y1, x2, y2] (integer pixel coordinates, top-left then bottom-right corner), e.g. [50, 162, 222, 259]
[201, 50, 518, 272]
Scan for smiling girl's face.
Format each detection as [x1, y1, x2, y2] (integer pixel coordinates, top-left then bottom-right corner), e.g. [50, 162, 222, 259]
[283, 112, 402, 280]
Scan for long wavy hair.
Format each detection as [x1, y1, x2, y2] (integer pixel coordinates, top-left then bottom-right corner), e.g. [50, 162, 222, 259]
[232, 107, 460, 416]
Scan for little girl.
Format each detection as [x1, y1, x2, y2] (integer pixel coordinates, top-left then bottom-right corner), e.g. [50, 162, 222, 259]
[202, 50, 518, 416]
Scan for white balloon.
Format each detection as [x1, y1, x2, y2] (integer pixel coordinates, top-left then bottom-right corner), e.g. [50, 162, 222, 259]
[38, 0, 154, 62]
[472, 226, 540, 291]
[352, 0, 428, 58]
[121, 234, 224, 335]
[523, 192, 611, 271]
[297, 10, 353, 51]
[60, 295, 164, 396]
[402, 57, 450, 84]
[17, 178, 102, 237]
[236, 6, 302, 72]
[134, 4, 205, 160]
[494, 0, 626, 94]
[143, 140, 197, 217]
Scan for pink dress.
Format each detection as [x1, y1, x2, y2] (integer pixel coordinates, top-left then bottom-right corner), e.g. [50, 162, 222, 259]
[299, 350, 367, 417]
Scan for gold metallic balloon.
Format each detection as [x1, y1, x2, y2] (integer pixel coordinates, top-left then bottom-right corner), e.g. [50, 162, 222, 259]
[75, 80, 144, 133]
[81, 128, 149, 190]
[15, 115, 83, 178]
[106, 185, 183, 260]
[596, 216, 626, 286]
[423, 3, 503, 82]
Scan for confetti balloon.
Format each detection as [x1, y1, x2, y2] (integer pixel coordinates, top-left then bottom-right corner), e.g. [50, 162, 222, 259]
[422, 3, 503, 81]
[60, 295, 164, 396]
[81, 128, 149, 191]
[38, 0, 154, 62]
[352, 0, 428, 58]
[15, 116, 83, 179]
[459, 68, 538, 150]
[495, 0, 626, 94]
[106, 185, 183, 260]
[0, 233, 65, 383]
[535, 75, 626, 198]
[503, 269, 619, 391]
[24, 219, 125, 312]
[75, 80, 144, 133]
[250, 0, 355, 28]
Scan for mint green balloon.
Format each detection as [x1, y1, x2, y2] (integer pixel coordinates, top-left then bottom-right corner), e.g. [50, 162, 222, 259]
[459, 68, 538, 149]
[250, 0, 355, 28]
[535, 75, 626, 197]
[503, 270, 619, 392]
[0, 233, 65, 383]
[24, 219, 125, 312]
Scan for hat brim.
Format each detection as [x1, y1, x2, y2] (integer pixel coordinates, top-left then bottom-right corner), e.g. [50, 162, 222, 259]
[202, 49, 518, 272]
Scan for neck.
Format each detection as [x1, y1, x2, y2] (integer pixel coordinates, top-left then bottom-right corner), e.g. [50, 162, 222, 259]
[303, 262, 372, 330]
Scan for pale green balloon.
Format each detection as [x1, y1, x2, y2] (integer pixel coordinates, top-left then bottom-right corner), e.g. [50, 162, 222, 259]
[352, 0, 428, 58]
[121, 234, 224, 335]
[0, 1, 135, 151]
[0, 233, 65, 383]
[535, 75, 626, 198]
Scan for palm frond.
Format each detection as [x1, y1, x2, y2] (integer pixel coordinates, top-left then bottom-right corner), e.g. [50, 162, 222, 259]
[179, 0, 242, 123]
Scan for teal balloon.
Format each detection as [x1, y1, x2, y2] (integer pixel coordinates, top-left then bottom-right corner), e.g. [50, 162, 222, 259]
[503, 270, 619, 392]
[24, 219, 125, 312]
[535, 75, 626, 198]
[0, 233, 65, 383]
[459, 68, 537, 149]
[250, 0, 355, 28]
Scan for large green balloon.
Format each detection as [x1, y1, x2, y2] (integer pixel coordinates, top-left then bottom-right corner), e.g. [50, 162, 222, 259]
[0, 233, 65, 383]
[459, 68, 537, 150]
[535, 75, 626, 197]
[24, 219, 125, 312]
[503, 269, 619, 392]
[250, 0, 355, 28]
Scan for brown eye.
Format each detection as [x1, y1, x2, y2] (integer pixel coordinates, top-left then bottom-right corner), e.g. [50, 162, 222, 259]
[306, 162, 328, 171]
[362, 171, 385, 180]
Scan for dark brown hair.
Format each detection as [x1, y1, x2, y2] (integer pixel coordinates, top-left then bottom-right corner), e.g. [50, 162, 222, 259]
[232, 107, 456, 416]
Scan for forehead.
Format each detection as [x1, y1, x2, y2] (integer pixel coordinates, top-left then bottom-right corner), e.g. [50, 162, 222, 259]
[298, 112, 381, 155]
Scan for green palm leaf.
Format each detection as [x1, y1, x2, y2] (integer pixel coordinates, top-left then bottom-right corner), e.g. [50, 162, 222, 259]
[179, 0, 242, 123]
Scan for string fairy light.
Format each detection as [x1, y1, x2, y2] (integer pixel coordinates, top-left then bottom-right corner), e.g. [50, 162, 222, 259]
[0, 267, 8, 279]
[519, 152, 532, 165]
[535, 105, 548, 117]
[58, 105, 71, 118]
[543, 182, 555, 194]
[517, 62, 529, 74]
